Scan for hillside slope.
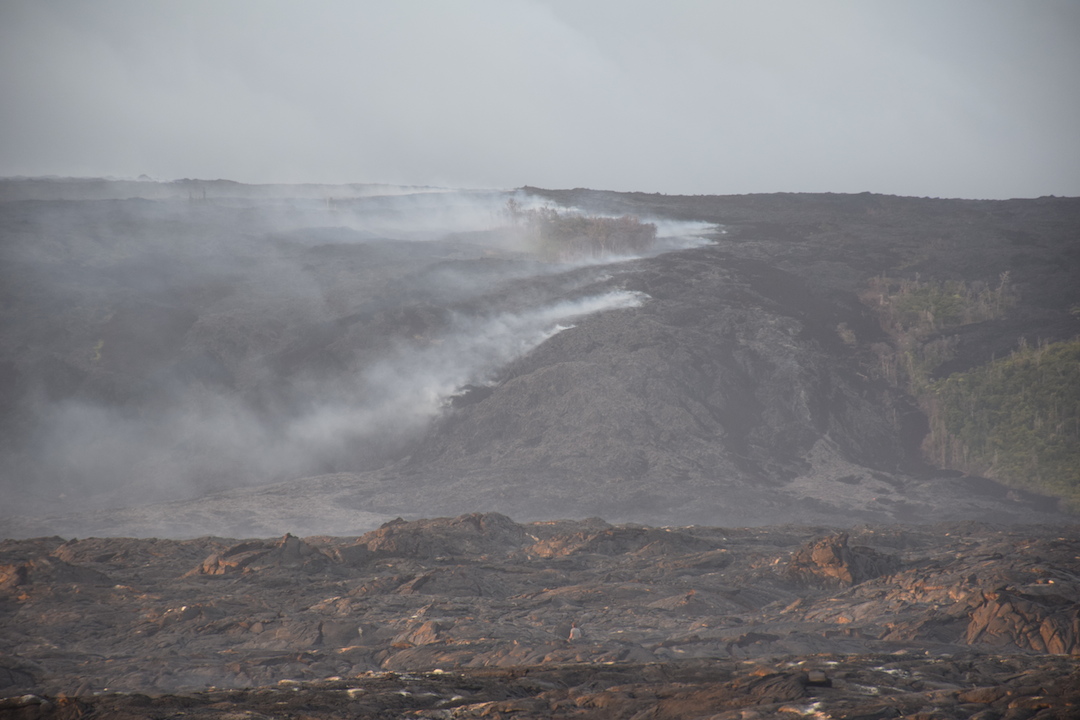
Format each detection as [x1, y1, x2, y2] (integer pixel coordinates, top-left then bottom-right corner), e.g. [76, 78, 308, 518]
[1, 183, 1078, 537]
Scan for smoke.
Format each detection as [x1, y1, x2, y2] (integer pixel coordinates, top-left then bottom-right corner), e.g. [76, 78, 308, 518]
[23, 289, 644, 513]
[501, 192, 722, 260]
[283, 290, 646, 455]
[0, 182, 675, 516]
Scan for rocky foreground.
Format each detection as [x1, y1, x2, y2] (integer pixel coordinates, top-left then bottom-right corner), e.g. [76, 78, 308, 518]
[2, 514, 1078, 718]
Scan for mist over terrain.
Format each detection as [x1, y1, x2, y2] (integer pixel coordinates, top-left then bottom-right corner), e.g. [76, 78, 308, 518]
[1, 178, 1077, 538]
[0, 179, 708, 519]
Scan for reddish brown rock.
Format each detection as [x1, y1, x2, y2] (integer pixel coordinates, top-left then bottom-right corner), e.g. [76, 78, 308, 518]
[787, 532, 901, 587]
[189, 533, 333, 575]
[965, 588, 1080, 654]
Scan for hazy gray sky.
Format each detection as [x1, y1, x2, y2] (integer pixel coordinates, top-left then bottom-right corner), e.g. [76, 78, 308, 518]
[2, 0, 1078, 198]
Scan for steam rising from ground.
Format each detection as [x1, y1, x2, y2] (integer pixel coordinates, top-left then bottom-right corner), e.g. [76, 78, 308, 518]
[28, 290, 644, 512]
[285, 290, 645, 453]
[1, 183, 706, 517]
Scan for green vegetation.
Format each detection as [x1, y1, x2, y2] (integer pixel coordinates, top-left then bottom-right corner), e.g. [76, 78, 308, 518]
[860, 274, 1015, 392]
[506, 200, 657, 260]
[864, 273, 1015, 334]
[926, 340, 1080, 510]
[862, 272, 1079, 510]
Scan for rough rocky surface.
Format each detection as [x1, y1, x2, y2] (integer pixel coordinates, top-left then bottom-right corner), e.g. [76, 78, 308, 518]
[2, 514, 1078, 717]
[786, 532, 902, 588]
[3, 656, 1078, 720]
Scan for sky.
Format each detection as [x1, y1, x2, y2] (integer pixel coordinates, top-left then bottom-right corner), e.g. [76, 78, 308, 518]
[1, 0, 1078, 199]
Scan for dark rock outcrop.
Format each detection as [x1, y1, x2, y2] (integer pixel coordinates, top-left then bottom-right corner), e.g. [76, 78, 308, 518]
[359, 512, 528, 559]
[965, 586, 1080, 654]
[0, 557, 111, 590]
[787, 532, 901, 587]
[189, 533, 333, 575]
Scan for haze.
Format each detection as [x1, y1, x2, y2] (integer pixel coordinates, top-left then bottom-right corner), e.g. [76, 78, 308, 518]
[2, 0, 1079, 199]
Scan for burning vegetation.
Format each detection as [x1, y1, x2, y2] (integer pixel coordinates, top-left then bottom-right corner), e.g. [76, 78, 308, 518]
[505, 199, 657, 260]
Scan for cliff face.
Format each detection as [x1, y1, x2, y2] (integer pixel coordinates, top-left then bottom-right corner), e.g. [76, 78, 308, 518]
[1, 183, 1078, 536]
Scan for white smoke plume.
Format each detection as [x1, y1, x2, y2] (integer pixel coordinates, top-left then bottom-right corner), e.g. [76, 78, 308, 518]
[284, 290, 646, 454]
[0, 182, 698, 517]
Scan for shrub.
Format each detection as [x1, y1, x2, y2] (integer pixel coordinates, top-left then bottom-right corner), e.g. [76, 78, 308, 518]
[926, 339, 1080, 510]
[859, 274, 1015, 392]
[860, 272, 1079, 510]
